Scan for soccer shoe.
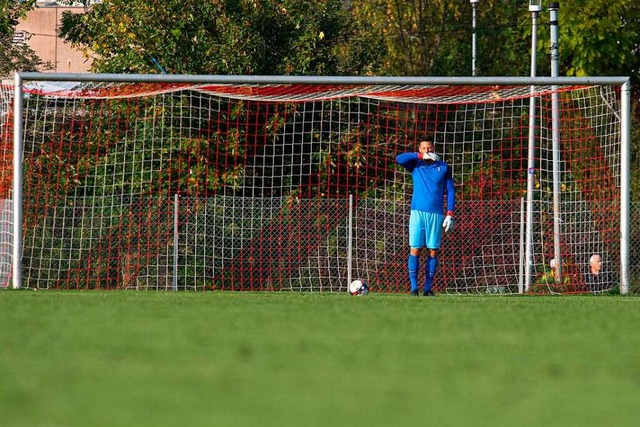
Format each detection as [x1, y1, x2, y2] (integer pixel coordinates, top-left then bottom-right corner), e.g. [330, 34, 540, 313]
[423, 290, 435, 297]
[410, 290, 419, 296]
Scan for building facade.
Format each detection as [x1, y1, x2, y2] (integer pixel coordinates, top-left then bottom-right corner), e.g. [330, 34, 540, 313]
[16, 4, 92, 73]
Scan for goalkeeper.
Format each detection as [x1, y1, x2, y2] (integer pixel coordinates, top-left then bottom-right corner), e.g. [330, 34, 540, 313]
[396, 138, 455, 296]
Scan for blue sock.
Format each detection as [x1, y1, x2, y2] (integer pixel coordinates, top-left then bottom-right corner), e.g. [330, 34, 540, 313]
[425, 256, 438, 292]
[408, 254, 419, 292]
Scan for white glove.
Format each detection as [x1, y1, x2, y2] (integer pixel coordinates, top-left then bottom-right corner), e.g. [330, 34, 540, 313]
[442, 213, 454, 232]
[420, 152, 441, 162]
[418, 152, 441, 161]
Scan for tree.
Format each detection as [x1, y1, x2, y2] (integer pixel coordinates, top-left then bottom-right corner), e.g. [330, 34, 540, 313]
[350, 0, 459, 76]
[470, 0, 533, 77]
[551, 1, 640, 80]
[349, 0, 536, 77]
[58, 0, 383, 75]
[0, 0, 53, 76]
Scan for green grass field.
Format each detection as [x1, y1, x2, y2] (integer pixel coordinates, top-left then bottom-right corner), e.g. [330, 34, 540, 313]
[1, 291, 639, 427]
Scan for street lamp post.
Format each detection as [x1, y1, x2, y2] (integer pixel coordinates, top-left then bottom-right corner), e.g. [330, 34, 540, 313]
[470, 0, 479, 76]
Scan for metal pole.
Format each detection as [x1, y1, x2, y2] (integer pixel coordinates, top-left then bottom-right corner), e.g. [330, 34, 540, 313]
[173, 193, 179, 291]
[519, 197, 525, 293]
[12, 72, 24, 289]
[524, 1, 542, 292]
[620, 79, 631, 295]
[347, 194, 354, 291]
[471, 0, 479, 76]
[549, 2, 562, 283]
[17, 72, 629, 86]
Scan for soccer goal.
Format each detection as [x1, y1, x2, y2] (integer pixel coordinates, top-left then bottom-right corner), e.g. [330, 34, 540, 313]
[1, 73, 631, 294]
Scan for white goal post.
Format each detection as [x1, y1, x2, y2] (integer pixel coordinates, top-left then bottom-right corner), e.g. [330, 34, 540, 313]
[3, 72, 631, 294]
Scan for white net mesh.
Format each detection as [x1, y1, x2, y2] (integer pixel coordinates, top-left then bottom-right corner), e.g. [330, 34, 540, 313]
[0, 80, 624, 293]
[0, 81, 13, 288]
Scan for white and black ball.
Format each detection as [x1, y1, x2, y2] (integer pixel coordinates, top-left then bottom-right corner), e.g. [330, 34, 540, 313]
[349, 279, 369, 296]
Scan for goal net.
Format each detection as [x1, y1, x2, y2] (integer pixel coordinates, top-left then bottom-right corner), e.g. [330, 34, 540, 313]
[0, 76, 629, 293]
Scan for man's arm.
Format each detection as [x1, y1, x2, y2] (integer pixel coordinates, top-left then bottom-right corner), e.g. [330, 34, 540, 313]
[442, 166, 456, 232]
[445, 166, 455, 213]
[396, 152, 420, 171]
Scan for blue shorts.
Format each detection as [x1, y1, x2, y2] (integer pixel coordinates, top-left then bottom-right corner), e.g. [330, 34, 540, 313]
[409, 210, 444, 249]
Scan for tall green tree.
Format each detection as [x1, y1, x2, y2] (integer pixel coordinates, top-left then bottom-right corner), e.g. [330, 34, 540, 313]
[351, 0, 460, 76]
[351, 0, 640, 81]
[0, 0, 53, 76]
[58, 0, 383, 75]
[349, 0, 535, 76]
[471, 0, 533, 76]
[551, 0, 640, 80]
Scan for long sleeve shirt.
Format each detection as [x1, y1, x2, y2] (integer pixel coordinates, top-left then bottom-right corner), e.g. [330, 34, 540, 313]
[396, 152, 455, 214]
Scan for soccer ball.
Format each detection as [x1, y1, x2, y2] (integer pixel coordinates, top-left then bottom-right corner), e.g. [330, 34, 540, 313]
[349, 279, 369, 296]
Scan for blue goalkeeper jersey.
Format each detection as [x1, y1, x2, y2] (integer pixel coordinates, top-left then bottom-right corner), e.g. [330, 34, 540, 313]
[396, 152, 456, 214]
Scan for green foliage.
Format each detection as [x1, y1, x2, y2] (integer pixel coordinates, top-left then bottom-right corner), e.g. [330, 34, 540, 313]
[351, 0, 640, 84]
[531, 266, 573, 294]
[0, 0, 36, 38]
[351, 0, 457, 76]
[350, 0, 534, 77]
[58, 0, 384, 75]
[0, 0, 52, 76]
[554, 0, 640, 80]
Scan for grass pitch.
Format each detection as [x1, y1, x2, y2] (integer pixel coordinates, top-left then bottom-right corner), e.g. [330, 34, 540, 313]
[1, 291, 639, 427]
